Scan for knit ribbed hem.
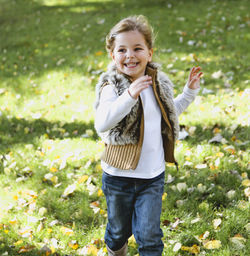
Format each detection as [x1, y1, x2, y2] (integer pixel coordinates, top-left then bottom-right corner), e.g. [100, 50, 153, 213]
[101, 143, 141, 170]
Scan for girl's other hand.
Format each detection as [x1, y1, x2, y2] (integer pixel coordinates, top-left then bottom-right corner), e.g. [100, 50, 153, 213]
[128, 75, 152, 99]
[187, 66, 203, 90]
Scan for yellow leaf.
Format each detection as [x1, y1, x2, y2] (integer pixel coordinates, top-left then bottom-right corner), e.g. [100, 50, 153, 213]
[181, 244, 200, 255]
[128, 235, 137, 248]
[50, 167, 58, 173]
[68, 241, 79, 250]
[242, 179, 250, 187]
[87, 244, 98, 255]
[100, 209, 106, 215]
[213, 127, 221, 134]
[216, 152, 224, 158]
[97, 189, 104, 197]
[9, 217, 18, 225]
[4, 230, 9, 234]
[95, 164, 102, 172]
[203, 240, 221, 249]
[242, 172, 248, 179]
[162, 192, 167, 201]
[78, 175, 89, 184]
[47, 228, 53, 233]
[61, 226, 74, 236]
[14, 240, 23, 246]
[50, 176, 58, 184]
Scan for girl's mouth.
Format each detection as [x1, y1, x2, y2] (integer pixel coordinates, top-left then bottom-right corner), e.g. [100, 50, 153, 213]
[124, 62, 139, 68]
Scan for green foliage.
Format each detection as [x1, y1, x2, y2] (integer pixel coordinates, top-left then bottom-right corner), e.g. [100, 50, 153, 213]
[0, 0, 249, 255]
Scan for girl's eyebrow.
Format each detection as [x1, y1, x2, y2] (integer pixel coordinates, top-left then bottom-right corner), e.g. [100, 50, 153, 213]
[117, 44, 144, 48]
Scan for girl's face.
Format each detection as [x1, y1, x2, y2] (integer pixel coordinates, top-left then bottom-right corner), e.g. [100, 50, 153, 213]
[110, 30, 153, 80]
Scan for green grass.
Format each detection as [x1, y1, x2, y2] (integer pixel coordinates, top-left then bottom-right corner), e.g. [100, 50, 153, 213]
[0, 0, 249, 255]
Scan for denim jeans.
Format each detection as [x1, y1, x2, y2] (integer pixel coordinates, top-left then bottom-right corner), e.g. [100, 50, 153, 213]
[102, 171, 165, 256]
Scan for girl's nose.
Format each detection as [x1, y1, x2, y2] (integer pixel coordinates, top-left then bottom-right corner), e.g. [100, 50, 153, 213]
[126, 50, 135, 58]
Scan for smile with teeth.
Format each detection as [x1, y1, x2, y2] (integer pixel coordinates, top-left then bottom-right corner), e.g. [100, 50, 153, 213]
[124, 62, 139, 68]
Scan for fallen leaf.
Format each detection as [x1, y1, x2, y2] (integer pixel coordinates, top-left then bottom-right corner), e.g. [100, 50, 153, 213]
[162, 192, 167, 201]
[60, 226, 74, 236]
[198, 231, 210, 241]
[229, 234, 246, 249]
[209, 134, 223, 143]
[242, 179, 250, 187]
[224, 145, 236, 154]
[203, 240, 222, 249]
[212, 70, 223, 79]
[78, 175, 89, 184]
[227, 190, 236, 199]
[18, 245, 36, 253]
[176, 183, 187, 192]
[173, 242, 182, 252]
[62, 184, 76, 197]
[18, 226, 33, 238]
[181, 244, 200, 255]
[97, 189, 104, 197]
[191, 217, 201, 224]
[197, 184, 206, 193]
[69, 241, 79, 250]
[244, 187, 250, 197]
[178, 129, 189, 140]
[166, 174, 175, 184]
[213, 218, 222, 229]
[195, 164, 207, 169]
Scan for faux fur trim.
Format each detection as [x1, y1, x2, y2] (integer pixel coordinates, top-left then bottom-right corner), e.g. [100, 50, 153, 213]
[95, 62, 179, 144]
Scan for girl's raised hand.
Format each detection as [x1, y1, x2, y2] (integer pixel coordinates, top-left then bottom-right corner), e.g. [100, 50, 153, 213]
[128, 75, 152, 99]
[187, 66, 203, 90]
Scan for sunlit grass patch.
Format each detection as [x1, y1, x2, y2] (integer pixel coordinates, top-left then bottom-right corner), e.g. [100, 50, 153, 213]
[0, 0, 249, 255]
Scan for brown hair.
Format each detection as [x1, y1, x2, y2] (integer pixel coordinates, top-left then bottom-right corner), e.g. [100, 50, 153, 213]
[106, 15, 154, 53]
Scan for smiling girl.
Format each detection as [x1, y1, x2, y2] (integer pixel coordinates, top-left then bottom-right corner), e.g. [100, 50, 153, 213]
[94, 15, 202, 256]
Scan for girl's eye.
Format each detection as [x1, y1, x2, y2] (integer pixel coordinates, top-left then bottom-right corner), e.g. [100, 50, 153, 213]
[135, 48, 143, 51]
[118, 49, 126, 53]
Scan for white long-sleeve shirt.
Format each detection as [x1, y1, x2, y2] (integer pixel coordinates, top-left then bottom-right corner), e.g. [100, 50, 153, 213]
[95, 83, 199, 179]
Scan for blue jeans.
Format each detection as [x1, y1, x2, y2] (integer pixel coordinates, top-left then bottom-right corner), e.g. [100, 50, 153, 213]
[102, 171, 165, 256]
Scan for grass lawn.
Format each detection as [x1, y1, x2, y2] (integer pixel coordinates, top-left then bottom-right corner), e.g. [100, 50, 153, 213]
[0, 0, 249, 255]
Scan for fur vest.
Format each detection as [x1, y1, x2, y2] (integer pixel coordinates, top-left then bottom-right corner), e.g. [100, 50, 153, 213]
[95, 62, 179, 145]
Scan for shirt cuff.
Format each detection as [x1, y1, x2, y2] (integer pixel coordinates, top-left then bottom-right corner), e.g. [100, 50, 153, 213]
[183, 83, 200, 96]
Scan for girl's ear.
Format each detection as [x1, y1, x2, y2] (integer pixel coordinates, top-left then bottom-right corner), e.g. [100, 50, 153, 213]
[148, 48, 153, 62]
[110, 51, 115, 61]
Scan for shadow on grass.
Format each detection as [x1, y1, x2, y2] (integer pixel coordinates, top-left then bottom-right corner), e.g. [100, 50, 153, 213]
[0, 114, 98, 152]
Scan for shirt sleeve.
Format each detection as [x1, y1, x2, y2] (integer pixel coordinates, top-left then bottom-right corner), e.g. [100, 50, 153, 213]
[95, 85, 138, 133]
[174, 84, 200, 116]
